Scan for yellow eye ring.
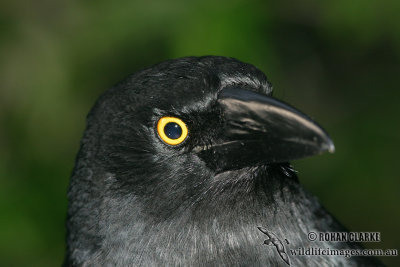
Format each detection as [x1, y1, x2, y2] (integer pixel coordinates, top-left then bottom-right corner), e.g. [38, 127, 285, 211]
[157, 117, 188, 145]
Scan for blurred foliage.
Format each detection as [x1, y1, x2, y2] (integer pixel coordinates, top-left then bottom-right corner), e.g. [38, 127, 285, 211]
[0, 0, 399, 266]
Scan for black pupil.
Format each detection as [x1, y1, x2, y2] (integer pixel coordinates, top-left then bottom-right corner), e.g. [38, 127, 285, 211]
[164, 122, 182, 139]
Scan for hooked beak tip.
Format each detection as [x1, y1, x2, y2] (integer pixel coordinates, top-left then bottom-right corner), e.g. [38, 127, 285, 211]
[328, 143, 335, 153]
[324, 139, 335, 154]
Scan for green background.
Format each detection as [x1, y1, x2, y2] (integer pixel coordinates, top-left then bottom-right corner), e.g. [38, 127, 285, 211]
[1, 0, 399, 266]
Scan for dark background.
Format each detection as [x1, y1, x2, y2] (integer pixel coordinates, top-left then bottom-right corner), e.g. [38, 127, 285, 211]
[1, 0, 399, 266]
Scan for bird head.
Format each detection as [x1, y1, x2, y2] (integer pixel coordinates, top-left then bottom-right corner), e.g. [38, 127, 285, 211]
[75, 56, 333, 216]
[90, 57, 333, 171]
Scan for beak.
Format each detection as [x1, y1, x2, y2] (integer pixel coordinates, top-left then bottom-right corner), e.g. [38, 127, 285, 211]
[195, 87, 335, 172]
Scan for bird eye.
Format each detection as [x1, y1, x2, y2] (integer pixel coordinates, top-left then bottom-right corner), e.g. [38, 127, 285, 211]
[157, 117, 188, 145]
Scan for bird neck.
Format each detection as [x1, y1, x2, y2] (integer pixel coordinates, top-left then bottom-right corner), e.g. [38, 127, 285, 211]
[65, 163, 352, 266]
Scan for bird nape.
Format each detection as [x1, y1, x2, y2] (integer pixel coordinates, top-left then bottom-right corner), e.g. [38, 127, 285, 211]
[65, 56, 383, 266]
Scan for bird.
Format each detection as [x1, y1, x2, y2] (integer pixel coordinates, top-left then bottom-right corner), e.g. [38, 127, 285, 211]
[257, 226, 290, 266]
[64, 56, 384, 266]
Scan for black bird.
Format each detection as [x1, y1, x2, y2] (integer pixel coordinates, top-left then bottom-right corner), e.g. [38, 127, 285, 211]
[65, 56, 383, 266]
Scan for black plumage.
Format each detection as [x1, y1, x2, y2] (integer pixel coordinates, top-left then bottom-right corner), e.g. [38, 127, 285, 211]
[65, 56, 383, 266]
